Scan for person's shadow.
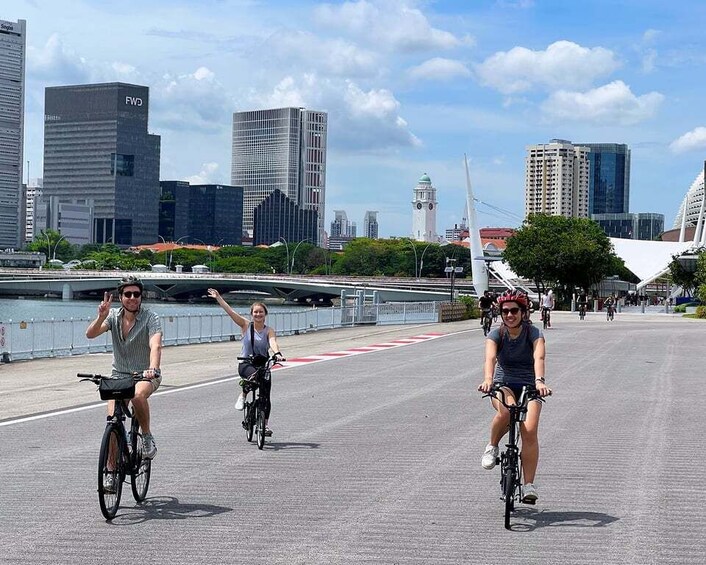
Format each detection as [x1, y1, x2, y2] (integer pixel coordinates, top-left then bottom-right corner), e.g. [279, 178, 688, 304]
[111, 496, 232, 525]
[507, 507, 619, 532]
[265, 441, 320, 452]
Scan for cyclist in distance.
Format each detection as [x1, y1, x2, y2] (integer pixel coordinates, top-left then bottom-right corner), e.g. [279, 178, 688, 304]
[207, 289, 283, 437]
[477, 289, 551, 503]
[540, 289, 555, 328]
[478, 291, 495, 328]
[604, 293, 616, 320]
[85, 276, 163, 459]
[577, 289, 589, 318]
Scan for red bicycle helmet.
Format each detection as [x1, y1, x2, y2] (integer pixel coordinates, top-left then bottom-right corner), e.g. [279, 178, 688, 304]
[496, 289, 529, 310]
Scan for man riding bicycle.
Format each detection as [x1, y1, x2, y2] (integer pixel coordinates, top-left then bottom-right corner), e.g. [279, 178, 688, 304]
[540, 290, 554, 328]
[86, 276, 163, 467]
[577, 289, 589, 317]
[478, 291, 495, 328]
[604, 293, 616, 320]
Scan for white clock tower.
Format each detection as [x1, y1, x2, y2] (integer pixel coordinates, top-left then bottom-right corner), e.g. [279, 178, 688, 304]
[411, 173, 438, 242]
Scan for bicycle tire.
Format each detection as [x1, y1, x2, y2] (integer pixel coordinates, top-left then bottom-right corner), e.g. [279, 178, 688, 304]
[98, 424, 123, 520]
[130, 419, 151, 502]
[543, 312, 549, 330]
[256, 402, 266, 450]
[483, 317, 491, 336]
[503, 455, 516, 530]
[245, 392, 255, 442]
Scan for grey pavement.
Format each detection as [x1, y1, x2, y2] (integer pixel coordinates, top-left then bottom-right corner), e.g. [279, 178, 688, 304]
[1, 312, 704, 564]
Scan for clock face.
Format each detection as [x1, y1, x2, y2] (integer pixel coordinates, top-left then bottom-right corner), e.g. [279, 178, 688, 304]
[428, 203, 434, 210]
[416, 202, 422, 209]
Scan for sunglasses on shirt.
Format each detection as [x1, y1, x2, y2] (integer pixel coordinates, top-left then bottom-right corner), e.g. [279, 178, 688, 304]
[122, 291, 142, 299]
[501, 307, 521, 315]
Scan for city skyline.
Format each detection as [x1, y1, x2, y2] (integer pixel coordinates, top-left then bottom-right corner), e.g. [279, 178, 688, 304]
[5, 1, 706, 238]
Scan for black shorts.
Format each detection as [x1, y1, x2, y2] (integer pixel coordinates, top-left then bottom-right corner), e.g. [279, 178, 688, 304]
[495, 383, 538, 403]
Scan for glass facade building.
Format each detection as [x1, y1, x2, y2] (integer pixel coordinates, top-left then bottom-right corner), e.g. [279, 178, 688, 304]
[253, 189, 318, 246]
[593, 213, 664, 240]
[43, 83, 160, 245]
[577, 143, 630, 215]
[232, 107, 327, 245]
[0, 19, 26, 249]
[166, 181, 243, 246]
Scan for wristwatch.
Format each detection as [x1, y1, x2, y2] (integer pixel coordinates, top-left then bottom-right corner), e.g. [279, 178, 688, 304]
[535, 377, 546, 384]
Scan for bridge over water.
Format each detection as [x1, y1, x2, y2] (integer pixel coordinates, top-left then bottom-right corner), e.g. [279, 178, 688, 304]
[0, 270, 473, 304]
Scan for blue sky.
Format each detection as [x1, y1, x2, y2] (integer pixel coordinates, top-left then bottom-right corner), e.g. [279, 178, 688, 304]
[5, 0, 706, 237]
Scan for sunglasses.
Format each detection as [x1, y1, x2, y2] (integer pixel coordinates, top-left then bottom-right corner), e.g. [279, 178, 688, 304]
[122, 291, 142, 299]
[501, 307, 521, 315]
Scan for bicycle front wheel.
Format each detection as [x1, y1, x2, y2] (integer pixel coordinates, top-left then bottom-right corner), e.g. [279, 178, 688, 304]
[98, 424, 124, 520]
[256, 403, 266, 450]
[130, 421, 151, 502]
[502, 461, 516, 530]
[244, 394, 255, 442]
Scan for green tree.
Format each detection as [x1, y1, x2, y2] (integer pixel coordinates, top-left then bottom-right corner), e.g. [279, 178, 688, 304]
[668, 248, 705, 296]
[26, 229, 75, 261]
[503, 214, 616, 304]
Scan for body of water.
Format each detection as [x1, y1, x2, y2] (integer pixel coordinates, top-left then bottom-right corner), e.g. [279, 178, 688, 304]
[0, 297, 309, 322]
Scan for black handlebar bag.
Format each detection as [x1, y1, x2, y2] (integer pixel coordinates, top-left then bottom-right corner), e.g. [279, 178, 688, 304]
[99, 377, 135, 400]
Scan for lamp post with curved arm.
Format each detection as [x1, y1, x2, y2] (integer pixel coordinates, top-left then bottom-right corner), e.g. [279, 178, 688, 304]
[418, 242, 434, 279]
[191, 238, 213, 272]
[279, 237, 290, 275]
[406, 239, 419, 279]
[290, 239, 310, 275]
[170, 235, 190, 270]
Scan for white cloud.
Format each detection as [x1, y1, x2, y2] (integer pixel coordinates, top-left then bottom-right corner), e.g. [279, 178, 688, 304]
[670, 127, 706, 153]
[27, 33, 91, 83]
[314, 0, 468, 52]
[541, 80, 664, 125]
[408, 58, 471, 81]
[263, 30, 380, 77]
[183, 162, 221, 184]
[152, 67, 236, 133]
[252, 74, 421, 151]
[475, 40, 620, 94]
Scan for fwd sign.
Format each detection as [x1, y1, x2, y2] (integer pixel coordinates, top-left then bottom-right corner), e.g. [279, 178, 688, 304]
[125, 96, 143, 106]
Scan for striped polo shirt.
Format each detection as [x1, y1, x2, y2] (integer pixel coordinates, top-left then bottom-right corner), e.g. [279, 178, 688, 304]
[105, 307, 162, 376]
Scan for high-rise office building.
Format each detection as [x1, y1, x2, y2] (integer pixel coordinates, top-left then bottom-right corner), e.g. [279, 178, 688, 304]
[232, 107, 327, 245]
[525, 140, 589, 218]
[593, 212, 664, 241]
[166, 181, 243, 246]
[331, 210, 351, 237]
[363, 211, 379, 239]
[252, 189, 318, 246]
[43, 83, 161, 245]
[576, 143, 630, 215]
[24, 178, 42, 244]
[0, 19, 26, 249]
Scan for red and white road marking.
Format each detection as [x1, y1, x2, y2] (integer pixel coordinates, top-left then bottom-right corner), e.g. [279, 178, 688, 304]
[279, 333, 446, 369]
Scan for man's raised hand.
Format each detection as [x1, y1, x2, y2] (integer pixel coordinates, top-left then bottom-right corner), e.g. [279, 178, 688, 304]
[97, 291, 113, 318]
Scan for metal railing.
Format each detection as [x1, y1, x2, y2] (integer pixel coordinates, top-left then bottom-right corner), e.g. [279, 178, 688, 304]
[0, 302, 441, 362]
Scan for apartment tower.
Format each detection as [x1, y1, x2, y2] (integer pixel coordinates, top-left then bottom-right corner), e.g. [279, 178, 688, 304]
[525, 140, 589, 218]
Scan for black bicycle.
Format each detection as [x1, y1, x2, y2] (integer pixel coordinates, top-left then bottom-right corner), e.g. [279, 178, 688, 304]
[78, 372, 151, 520]
[238, 355, 284, 449]
[541, 307, 551, 330]
[482, 309, 493, 336]
[482, 384, 548, 530]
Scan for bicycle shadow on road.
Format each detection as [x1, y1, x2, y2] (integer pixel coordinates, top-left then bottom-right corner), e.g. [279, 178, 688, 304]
[265, 441, 320, 452]
[110, 496, 232, 525]
[508, 507, 619, 532]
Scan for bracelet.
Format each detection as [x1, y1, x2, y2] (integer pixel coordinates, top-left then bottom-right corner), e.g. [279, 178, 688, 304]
[535, 377, 545, 383]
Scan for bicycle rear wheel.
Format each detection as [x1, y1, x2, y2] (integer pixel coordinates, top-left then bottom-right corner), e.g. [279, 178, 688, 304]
[98, 424, 124, 520]
[130, 419, 151, 502]
[256, 402, 266, 450]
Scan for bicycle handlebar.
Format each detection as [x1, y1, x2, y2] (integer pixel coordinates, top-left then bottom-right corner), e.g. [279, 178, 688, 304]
[237, 354, 286, 367]
[77, 371, 145, 384]
[481, 384, 550, 408]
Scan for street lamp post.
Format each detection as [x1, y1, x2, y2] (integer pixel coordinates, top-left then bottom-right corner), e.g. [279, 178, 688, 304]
[445, 257, 462, 302]
[406, 239, 419, 279]
[278, 237, 290, 275]
[52, 235, 67, 260]
[191, 238, 212, 272]
[418, 243, 433, 279]
[170, 236, 190, 270]
[290, 239, 310, 275]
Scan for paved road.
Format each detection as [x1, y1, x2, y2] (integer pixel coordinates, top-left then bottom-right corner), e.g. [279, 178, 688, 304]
[1, 313, 704, 564]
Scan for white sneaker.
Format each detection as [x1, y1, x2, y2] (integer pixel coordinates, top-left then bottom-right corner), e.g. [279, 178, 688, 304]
[235, 393, 245, 411]
[481, 444, 499, 469]
[142, 433, 157, 459]
[522, 483, 539, 503]
[103, 472, 117, 494]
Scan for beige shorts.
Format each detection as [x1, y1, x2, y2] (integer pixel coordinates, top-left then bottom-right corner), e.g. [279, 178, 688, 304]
[138, 375, 162, 393]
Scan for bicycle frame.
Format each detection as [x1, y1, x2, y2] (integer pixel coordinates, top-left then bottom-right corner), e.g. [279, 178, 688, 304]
[484, 385, 543, 529]
[237, 355, 284, 449]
